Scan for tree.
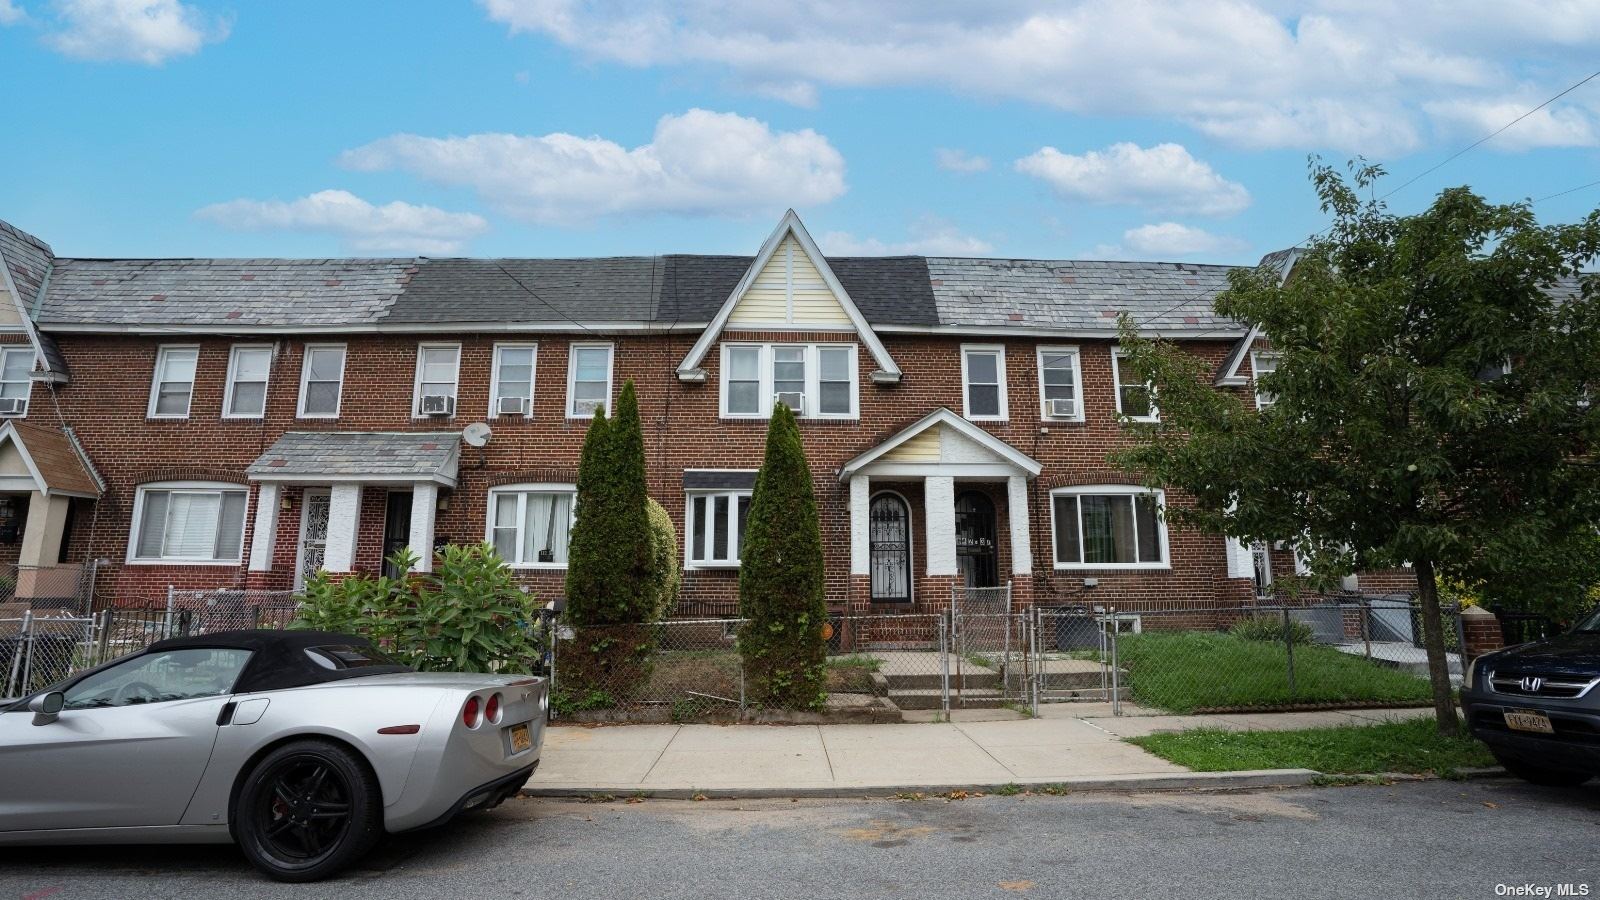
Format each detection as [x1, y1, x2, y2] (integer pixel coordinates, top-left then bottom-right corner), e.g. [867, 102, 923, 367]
[738, 402, 828, 709]
[1114, 161, 1600, 735]
[644, 497, 682, 620]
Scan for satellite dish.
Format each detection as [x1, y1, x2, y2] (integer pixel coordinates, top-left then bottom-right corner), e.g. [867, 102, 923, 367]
[462, 422, 493, 448]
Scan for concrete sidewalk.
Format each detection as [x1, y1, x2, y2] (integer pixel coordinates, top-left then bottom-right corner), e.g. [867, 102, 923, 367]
[526, 706, 1432, 796]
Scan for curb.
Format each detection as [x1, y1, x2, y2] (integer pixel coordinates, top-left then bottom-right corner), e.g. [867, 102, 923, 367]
[521, 768, 1321, 800]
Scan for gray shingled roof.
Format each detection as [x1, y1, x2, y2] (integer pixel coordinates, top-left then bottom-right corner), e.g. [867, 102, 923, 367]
[0, 220, 53, 309]
[247, 432, 460, 485]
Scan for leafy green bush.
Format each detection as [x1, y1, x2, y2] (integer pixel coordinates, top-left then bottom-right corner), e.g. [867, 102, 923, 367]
[645, 497, 681, 620]
[564, 380, 654, 626]
[1230, 614, 1314, 645]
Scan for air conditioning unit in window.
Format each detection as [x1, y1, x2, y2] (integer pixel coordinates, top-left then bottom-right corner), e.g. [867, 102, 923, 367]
[1047, 398, 1076, 418]
[0, 398, 25, 416]
[498, 396, 531, 416]
[420, 394, 455, 416]
[773, 391, 804, 411]
[572, 399, 601, 416]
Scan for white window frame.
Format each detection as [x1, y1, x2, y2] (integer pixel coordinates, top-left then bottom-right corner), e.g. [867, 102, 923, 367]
[147, 344, 199, 420]
[489, 342, 538, 418]
[717, 342, 859, 420]
[1111, 347, 1159, 422]
[1049, 485, 1170, 571]
[685, 489, 753, 569]
[1250, 350, 1280, 410]
[126, 481, 249, 566]
[411, 342, 462, 418]
[0, 346, 34, 417]
[296, 343, 346, 419]
[960, 344, 1008, 421]
[485, 484, 577, 569]
[566, 342, 614, 419]
[1035, 345, 1084, 422]
[222, 344, 273, 420]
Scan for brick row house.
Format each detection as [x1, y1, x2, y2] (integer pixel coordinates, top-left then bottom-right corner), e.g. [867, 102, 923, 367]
[0, 211, 1407, 615]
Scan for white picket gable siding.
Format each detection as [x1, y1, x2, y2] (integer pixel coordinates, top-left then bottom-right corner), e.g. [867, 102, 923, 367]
[727, 236, 853, 328]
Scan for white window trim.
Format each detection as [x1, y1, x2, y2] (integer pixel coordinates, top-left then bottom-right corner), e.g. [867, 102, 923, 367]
[296, 343, 346, 419]
[1049, 485, 1170, 571]
[566, 342, 615, 419]
[960, 344, 1009, 422]
[147, 344, 199, 420]
[0, 346, 34, 418]
[485, 483, 577, 570]
[1035, 345, 1084, 422]
[488, 342, 538, 419]
[684, 489, 752, 569]
[125, 481, 249, 566]
[718, 342, 859, 420]
[222, 344, 273, 420]
[411, 342, 462, 418]
[1110, 347, 1159, 423]
[1250, 350, 1280, 410]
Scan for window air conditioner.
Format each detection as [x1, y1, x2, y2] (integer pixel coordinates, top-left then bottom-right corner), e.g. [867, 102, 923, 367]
[572, 398, 601, 416]
[420, 394, 455, 416]
[498, 395, 531, 416]
[773, 391, 804, 411]
[1047, 398, 1076, 418]
[0, 398, 25, 415]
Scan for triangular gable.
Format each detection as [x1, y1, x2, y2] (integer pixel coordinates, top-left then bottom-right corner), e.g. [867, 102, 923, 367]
[1216, 247, 1302, 386]
[677, 210, 900, 382]
[840, 408, 1041, 480]
[0, 421, 102, 498]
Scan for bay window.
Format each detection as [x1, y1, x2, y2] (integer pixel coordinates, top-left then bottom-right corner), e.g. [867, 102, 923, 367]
[687, 490, 752, 567]
[129, 483, 248, 564]
[719, 343, 857, 418]
[488, 487, 576, 567]
[1051, 486, 1168, 569]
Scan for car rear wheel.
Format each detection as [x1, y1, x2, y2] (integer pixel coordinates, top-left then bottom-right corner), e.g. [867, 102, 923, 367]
[1492, 751, 1594, 787]
[234, 739, 383, 882]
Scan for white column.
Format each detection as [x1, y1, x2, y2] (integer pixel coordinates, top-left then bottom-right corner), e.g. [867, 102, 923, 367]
[924, 475, 957, 576]
[248, 483, 280, 572]
[848, 475, 870, 576]
[323, 483, 362, 573]
[408, 482, 438, 573]
[1006, 475, 1032, 576]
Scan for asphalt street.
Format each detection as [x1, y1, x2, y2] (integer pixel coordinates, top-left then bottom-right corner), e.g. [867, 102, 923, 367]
[3, 778, 1596, 900]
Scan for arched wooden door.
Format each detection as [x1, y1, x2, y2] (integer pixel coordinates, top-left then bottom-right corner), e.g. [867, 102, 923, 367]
[869, 493, 912, 603]
[954, 490, 999, 589]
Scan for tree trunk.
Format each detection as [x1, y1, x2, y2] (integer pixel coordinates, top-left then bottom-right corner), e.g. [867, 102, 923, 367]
[1413, 556, 1459, 736]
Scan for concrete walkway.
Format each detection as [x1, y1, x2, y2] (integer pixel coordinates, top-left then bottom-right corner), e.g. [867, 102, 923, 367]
[527, 706, 1432, 796]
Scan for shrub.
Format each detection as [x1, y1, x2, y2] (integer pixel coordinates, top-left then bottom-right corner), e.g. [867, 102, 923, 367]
[564, 381, 654, 625]
[645, 497, 681, 620]
[1229, 614, 1315, 645]
[738, 403, 828, 710]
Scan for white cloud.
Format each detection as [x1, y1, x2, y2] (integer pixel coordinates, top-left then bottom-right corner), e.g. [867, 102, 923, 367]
[820, 218, 993, 256]
[195, 190, 490, 255]
[1121, 222, 1249, 257]
[1424, 96, 1600, 151]
[477, 0, 1600, 154]
[340, 108, 847, 225]
[748, 80, 819, 108]
[1015, 142, 1250, 216]
[934, 148, 990, 173]
[0, 0, 27, 25]
[44, 0, 227, 64]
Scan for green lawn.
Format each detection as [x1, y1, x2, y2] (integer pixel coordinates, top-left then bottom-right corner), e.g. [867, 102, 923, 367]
[1129, 718, 1495, 776]
[1116, 631, 1433, 713]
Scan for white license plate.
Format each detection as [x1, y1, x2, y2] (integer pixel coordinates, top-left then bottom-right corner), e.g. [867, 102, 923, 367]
[508, 723, 532, 753]
[1504, 709, 1554, 734]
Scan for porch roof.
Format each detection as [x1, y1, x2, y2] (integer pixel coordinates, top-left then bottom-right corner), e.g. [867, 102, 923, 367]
[838, 408, 1041, 480]
[246, 431, 460, 486]
[0, 421, 103, 498]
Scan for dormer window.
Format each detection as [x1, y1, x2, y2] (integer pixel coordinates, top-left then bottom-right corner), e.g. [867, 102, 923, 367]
[719, 343, 857, 419]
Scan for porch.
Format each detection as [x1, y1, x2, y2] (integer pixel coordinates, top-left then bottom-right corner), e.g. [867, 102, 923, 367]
[0, 421, 102, 611]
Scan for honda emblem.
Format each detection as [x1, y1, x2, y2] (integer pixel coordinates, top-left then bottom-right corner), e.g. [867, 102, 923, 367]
[1519, 676, 1544, 693]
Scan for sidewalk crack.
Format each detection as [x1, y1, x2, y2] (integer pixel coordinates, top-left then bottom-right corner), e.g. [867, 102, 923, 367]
[951, 722, 1019, 778]
[818, 725, 837, 783]
[640, 725, 682, 784]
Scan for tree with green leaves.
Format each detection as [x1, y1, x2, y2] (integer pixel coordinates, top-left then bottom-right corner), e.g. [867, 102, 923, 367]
[738, 402, 829, 709]
[1115, 161, 1600, 735]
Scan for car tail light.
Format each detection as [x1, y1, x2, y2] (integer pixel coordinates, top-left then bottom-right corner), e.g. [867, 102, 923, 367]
[485, 692, 502, 724]
[462, 695, 482, 729]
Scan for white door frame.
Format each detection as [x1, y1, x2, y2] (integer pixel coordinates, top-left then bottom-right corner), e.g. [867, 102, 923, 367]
[293, 488, 332, 591]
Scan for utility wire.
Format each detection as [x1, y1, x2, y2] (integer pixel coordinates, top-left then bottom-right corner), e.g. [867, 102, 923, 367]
[1533, 179, 1600, 205]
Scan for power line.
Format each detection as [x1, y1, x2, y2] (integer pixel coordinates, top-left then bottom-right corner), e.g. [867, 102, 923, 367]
[1533, 179, 1600, 205]
[494, 263, 598, 335]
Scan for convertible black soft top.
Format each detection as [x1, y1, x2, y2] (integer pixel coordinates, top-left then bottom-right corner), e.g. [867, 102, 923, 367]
[148, 629, 412, 693]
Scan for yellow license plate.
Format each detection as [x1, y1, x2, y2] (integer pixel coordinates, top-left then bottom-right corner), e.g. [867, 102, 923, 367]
[1505, 709, 1554, 734]
[509, 723, 532, 753]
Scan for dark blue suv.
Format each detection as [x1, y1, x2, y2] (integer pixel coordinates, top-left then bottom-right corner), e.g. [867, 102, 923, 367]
[1461, 606, 1600, 786]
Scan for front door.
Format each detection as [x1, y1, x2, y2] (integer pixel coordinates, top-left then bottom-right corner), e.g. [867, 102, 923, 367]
[382, 490, 414, 578]
[954, 490, 999, 589]
[295, 489, 331, 590]
[869, 493, 912, 603]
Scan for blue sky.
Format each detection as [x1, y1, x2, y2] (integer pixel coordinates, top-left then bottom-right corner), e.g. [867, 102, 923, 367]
[2, 0, 1598, 264]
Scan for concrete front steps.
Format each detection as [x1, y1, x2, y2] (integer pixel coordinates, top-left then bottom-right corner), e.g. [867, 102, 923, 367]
[865, 652, 1131, 709]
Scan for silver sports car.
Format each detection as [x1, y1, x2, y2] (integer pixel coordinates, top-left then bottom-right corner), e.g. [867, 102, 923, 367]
[0, 629, 547, 882]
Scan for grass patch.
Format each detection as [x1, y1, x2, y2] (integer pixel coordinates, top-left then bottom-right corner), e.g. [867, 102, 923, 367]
[825, 655, 883, 694]
[1129, 718, 1495, 777]
[1117, 632, 1432, 713]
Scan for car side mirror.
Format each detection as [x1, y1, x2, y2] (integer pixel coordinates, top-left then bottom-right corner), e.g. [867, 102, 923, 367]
[30, 691, 64, 726]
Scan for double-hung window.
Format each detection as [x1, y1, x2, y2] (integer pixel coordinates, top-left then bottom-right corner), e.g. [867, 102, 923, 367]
[567, 343, 613, 418]
[1051, 486, 1168, 569]
[413, 343, 461, 417]
[1111, 348, 1157, 421]
[490, 343, 537, 417]
[687, 490, 752, 567]
[719, 343, 856, 418]
[488, 486, 576, 567]
[1036, 346, 1083, 421]
[129, 483, 248, 564]
[0, 347, 33, 416]
[961, 345, 1007, 420]
[148, 345, 199, 419]
[223, 345, 272, 419]
[298, 344, 346, 418]
[1250, 351, 1280, 410]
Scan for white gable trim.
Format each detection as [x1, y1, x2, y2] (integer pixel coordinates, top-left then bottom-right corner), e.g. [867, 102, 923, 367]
[677, 210, 900, 382]
[0, 245, 59, 382]
[0, 421, 98, 499]
[1215, 323, 1261, 386]
[839, 407, 1041, 480]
